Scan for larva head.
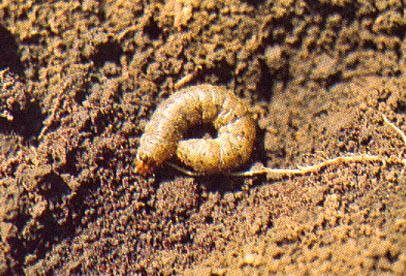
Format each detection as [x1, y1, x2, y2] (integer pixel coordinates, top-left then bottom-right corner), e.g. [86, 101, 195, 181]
[135, 148, 164, 176]
[135, 136, 159, 176]
[135, 159, 154, 176]
[135, 132, 178, 176]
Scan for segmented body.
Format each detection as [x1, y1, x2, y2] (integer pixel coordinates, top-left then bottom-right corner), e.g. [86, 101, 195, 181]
[135, 84, 256, 175]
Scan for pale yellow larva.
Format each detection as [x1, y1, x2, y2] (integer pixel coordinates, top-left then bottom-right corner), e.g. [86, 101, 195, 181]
[135, 84, 256, 175]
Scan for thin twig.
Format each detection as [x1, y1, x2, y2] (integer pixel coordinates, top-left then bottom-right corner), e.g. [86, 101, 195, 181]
[38, 92, 65, 141]
[382, 114, 406, 145]
[166, 162, 205, 177]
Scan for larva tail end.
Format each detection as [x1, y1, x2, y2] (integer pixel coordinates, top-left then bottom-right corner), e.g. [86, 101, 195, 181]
[135, 160, 153, 176]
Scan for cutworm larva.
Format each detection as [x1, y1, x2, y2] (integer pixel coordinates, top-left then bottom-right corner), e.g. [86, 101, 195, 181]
[135, 84, 256, 175]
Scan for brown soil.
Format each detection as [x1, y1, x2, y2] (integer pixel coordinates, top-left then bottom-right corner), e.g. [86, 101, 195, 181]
[0, 0, 405, 274]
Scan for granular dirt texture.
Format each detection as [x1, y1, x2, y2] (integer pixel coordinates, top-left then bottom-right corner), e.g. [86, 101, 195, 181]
[0, 0, 405, 274]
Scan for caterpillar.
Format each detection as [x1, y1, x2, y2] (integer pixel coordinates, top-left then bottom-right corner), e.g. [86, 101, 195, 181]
[135, 84, 256, 175]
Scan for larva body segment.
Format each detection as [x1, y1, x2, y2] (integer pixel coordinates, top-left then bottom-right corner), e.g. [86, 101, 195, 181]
[177, 116, 256, 174]
[135, 84, 256, 175]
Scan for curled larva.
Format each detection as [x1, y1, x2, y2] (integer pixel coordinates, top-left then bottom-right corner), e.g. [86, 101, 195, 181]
[135, 84, 256, 175]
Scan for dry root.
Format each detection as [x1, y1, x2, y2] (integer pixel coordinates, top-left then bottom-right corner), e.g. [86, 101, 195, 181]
[230, 154, 404, 178]
[167, 114, 405, 178]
